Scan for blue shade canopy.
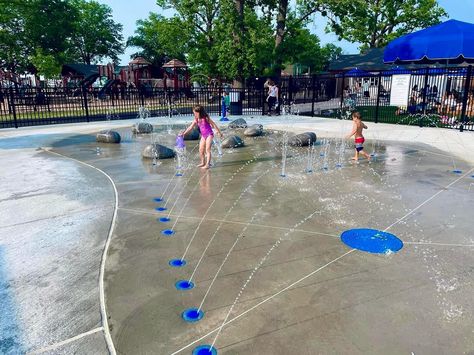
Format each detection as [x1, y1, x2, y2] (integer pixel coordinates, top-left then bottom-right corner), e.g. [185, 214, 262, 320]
[384, 20, 474, 64]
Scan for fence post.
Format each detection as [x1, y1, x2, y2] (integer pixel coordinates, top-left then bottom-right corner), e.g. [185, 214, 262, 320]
[375, 72, 382, 124]
[82, 85, 90, 123]
[288, 75, 293, 104]
[420, 68, 429, 127]
[261, 85, 265, 115]
[311, 74, 316, 117]
[339, 73, 345, 119]
[9, 88, 18, 129]
[459, 65, 472, 132]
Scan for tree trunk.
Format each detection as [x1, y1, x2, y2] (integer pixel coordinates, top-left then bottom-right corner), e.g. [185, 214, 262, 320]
[232, 0, 245, 89]
[274, 0, 289, 82]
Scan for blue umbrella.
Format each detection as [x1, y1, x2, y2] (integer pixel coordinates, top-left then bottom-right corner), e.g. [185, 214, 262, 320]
[381, 66, 410, 75]
[412, 68, 446, 75]
[384, 20, 474, 64]
[336, 68, 374, 77]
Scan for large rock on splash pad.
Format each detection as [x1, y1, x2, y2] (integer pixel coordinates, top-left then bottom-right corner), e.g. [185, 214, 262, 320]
[221, 135, 244, 148]
[142, 144, 175, 159]
[244, 124, 263, 137]
[184, 127, 200, 140]
[228, 118, 247, 129]
[288, 132, 317, 147]
[96, 130, 121, 143]
[132, 122, 154, 134]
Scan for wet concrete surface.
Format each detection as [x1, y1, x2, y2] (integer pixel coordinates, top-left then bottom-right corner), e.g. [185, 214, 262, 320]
[1, 119, 474, 354]
[0, 149, 113, 354]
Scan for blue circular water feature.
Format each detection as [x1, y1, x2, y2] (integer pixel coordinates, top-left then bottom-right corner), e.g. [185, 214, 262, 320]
[341, 229, 403, 254]
[158, 217, 170, 223]
[176, 280, 194, 290]
[153, 198, 164, 203]
[452, 170, 463, 174]
[182, 308, 204, 323]
[156, 207, 167, 212]
[169, 259, 186, 267]
[192, 345, 217, 355]
[161, 229, 175, 236]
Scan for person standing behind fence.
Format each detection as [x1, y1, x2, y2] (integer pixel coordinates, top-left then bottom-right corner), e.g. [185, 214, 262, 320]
[266, 79, 279, 115]
[362, 79, 370, 98]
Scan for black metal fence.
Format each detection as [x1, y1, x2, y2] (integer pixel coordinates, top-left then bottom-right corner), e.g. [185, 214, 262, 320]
[1, 65, 473, 131]
[280, 66, 474, 132]
[0, 86, 265, 129]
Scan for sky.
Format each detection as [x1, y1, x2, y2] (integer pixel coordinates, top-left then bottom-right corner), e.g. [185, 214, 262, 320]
[97, 0, 474, 65]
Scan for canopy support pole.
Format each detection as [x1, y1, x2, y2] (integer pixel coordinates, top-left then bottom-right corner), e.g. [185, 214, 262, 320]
[459, 65, 472, 132]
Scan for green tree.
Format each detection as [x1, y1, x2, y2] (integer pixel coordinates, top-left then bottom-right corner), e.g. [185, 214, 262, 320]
[127, 14, 190, 66]
[0, 0, 77, 75]
[156, 0, 221, 75]
[214, 6, 274, 80]
[321, 0, 448, 49]
[24, 0, 77, 56]
[0, 1, 29, 73]
[30, 49, 65, 77]
[69, 0, 124, 65]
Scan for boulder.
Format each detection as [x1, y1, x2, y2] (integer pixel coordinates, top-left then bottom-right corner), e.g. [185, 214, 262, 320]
[244, 124, 263, 137]
[288, 132, 317, 147]
[184, 126, 200, 140]
[142, 144, 175, 159]
[132, 122, 154, 134]
[228, 118, 247, 129]
[221, 135, 244, 149]
[96, 130, 121, 143]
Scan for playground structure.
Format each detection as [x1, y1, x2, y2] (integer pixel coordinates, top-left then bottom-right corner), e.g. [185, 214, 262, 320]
[59, 58, 191, 94]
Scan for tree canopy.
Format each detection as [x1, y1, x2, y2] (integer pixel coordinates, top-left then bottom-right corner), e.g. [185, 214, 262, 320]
[320, 0, 448, 49]
[0, 0, 448, 81]
[0, 0, 124, 76]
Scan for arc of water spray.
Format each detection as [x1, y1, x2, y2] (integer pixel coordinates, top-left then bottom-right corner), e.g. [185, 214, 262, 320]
[169, 172, 211, 232]
[209, 208, 323, 350]
[187, 166, 276, 284]
[165, 167, 199, 217]
[179, 150, 271, 262]
[170, 248, 355, 355]
[158, 143, 199, 203]
[305, 138, 315, 173]
[197, 183, 284, 313]
[280, 131, 289, 177]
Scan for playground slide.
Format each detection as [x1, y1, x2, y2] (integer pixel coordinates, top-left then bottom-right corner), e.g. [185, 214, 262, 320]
[98, 79, 118, 99]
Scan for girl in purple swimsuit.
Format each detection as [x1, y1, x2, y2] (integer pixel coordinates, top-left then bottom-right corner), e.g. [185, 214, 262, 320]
[181, 105, 223, 169]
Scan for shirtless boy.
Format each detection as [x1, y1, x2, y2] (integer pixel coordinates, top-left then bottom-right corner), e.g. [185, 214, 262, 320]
[346, 111, 371, 161]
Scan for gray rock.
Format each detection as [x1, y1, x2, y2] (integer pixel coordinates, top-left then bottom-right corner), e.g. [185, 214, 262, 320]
[96, 130, 121, 143]
[132, 122, 154, 134]
[228, 118, 247, 129]
[184, 126, 200, 140]
[142, 144, 175, 159]
[221, 135, 244, 148]
[244, 124, 263, 137]
[288, 132, 317, 147]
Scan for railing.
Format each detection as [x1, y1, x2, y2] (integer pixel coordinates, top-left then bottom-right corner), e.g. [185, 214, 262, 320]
[1, 66, 473, 131]
[0, 87, 265, 129]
